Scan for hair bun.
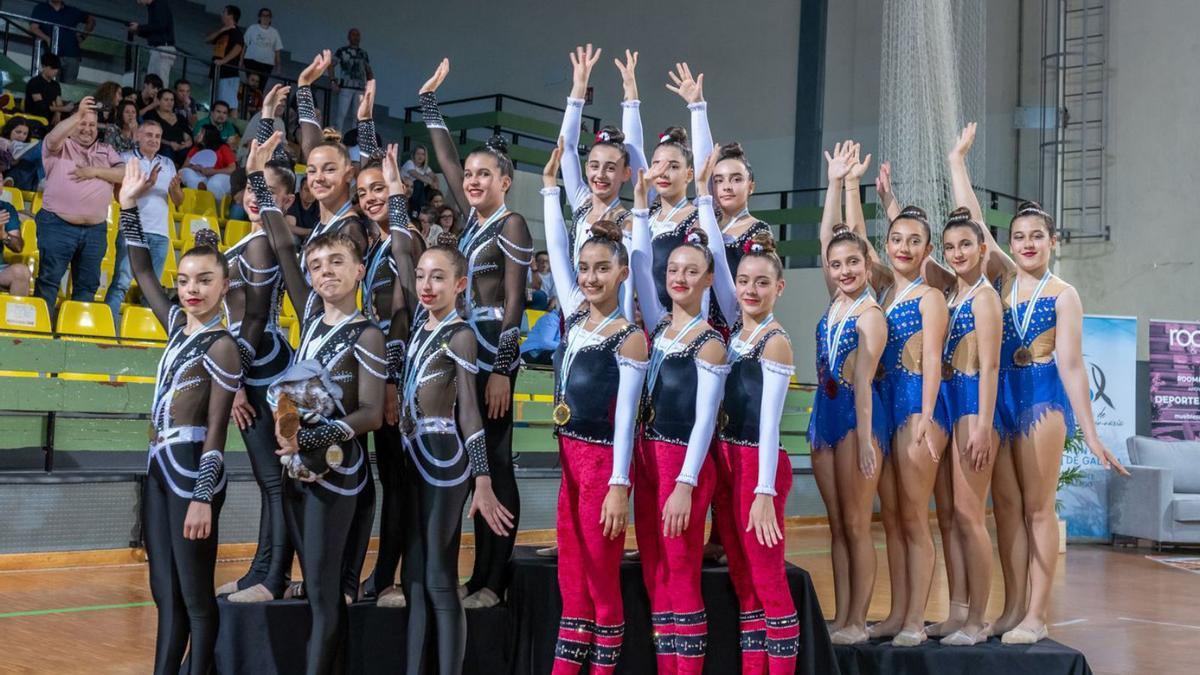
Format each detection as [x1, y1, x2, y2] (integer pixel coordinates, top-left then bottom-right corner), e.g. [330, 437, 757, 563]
[588, 219, 624, 244]
[1016, 200, 1049, 218]
[435, 231, 460, 248]
[194, 229, 221, 249]
[321, 127, 342, 143]
[717, 142, 746, 162]
[743, 231, 777, 255]
[483, 134, 509, 156]
[831, 222, 850, 235]
[595, 126, 625, 146]
[946, 206, 973, 225]
[657, 125, 689, 148]
[684, 226, 708, 247]
[898, 205, 929, 223]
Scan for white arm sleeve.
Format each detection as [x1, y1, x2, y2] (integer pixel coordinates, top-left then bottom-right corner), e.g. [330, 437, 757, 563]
[623, 100, 656, 205]
[541, 187, 584, 316]
[677, 358, 730, 485]
[696, 195, 737, 325]
[629, 207, 665, 330]
[620, 230, 636, 322]
[559, 97, 591, 211]
[690, 101, 714, 179]
[756, 358, 795, 495]
[611, 354, 649, 486]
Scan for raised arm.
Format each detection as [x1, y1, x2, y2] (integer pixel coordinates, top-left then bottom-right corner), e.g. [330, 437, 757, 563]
[875, 160, 902, 223]
[949, 122, 1014, 281]
[694, 150, 736, 323]
[630, 168, 666, 330]
[383, 144, 416, 383]
[819, 142, 849, 296]
[419, 59, 469, 217]
[117, 161, 175, 328]
[356, 79, 382, 160]
[542, 139, 584, 316]
[667, 63, 713, 177]
[493, 213, 534, 375]
[560, 44, 601, 211]
[615, 50, 647, 183]
[235, 234, 281, 376]
[247, 132, 313, 310]
[44, 96, 97, 155]
[295, 51, 332, 161]
[258, 84, 293, 163]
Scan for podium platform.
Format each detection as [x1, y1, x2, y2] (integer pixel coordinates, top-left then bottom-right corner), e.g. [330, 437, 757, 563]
[832, 634, 1093, 675]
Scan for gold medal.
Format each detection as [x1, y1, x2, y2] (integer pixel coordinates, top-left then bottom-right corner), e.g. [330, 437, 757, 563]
[1013, 346, 1033, 367]
[942, 362, 954, 381]
[552, 402, 572, 426]
[325, 444, 344, 469]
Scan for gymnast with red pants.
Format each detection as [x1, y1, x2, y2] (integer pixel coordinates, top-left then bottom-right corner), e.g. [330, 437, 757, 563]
[694, 147, 800, 674]
[541, 141, 649, 673]
[629, 166, 729, 675]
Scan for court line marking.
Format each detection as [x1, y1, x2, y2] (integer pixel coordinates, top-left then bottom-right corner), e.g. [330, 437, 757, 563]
[0, 601, 153, 619]
[1051, 619, 1089, 627]
[1118, 617, 1200, 631]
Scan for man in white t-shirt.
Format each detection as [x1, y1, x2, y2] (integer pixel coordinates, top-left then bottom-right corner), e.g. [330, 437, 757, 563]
[241, 7, 281, 89]
[105, 120, 183, 320]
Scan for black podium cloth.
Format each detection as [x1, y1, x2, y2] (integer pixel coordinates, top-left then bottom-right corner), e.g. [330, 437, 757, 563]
[832, 635, 1093, 675]
[507, 546, 839, 675]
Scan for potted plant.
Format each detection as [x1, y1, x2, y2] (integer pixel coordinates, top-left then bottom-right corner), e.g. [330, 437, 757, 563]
[1056, 429, 1087, 553]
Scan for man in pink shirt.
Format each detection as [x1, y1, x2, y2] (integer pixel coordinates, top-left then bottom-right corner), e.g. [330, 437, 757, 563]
[35, 96, 125, 323]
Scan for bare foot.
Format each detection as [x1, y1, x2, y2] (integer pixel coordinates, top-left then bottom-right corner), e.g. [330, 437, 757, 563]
[228, 584, 275, 603]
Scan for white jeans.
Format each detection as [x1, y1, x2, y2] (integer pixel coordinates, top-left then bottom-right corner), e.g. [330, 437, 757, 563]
[216, 77, 240, 113]
[179, 169, 232, 204]
[146, 45, 176, 83]
[334, 87, 363, 131]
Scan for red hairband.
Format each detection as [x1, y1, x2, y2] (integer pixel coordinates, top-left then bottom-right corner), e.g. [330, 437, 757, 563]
[742, 239, 766, 254]
[595, 130, 613, 144]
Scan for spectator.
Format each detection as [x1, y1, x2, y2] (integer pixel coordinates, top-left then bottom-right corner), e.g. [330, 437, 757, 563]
[179, 123, 235, 202]
[136, 73, 163, 117]
[287, 174, 319, 237]
[173, 78, 201, 126]
[401, 144, 437, 210]
[29, 1, 95, 84]
[192, 100, 238, 144]
[129, 0, 177, 85]
[102, 100, 139, 154]
[105, 120, 181, 318]
[0, 198, 31, 296]
[241, 7, 281, 88]
[331, 28, 372, 130]
[238, 71, 264, 119]
[226, 166, 248, 220]
[142, 90, 192, 163]
[237, 93, 282, 163]
[35, 98, 124, 323]
[428, 189, 445, 210]
[24, 54, 73, 124]
[435, 205, 457, 238]
[206, 5, 244, 115]
[1, 118, 41, 191]
[532, 250, 556, 308]
[92, 81, 122, 126]
[520, 308, 561, 365]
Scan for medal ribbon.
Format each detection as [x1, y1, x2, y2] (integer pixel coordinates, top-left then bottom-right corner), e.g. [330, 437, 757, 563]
[884, 276, 924, 317]
[1009, 270, 1053, 346]
[826, 291, 869, 374]
[729, 312, 774, 362]
[943, 276, 986, 361]
[647, 313, 704, 393]
[459, 204, 509, 255]
[559, 307, 623, 400]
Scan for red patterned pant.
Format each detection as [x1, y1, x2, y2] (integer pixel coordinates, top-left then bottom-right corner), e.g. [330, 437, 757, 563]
[713, 441, 799, 675]
[552, 436, 626, 674]
[633, 438, 717, 675]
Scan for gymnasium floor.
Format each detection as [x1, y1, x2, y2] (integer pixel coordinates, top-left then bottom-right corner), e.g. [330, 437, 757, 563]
[0, 523, 1195, 674]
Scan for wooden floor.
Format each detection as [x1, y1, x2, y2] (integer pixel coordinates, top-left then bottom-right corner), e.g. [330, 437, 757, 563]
[0, 523, 1196, 674]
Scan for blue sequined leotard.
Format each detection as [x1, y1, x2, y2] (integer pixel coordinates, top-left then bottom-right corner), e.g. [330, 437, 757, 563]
[939, 297, 1002, 430]
[809, 310, 889, 452]
[876, 297, 952, 444]
[996, 295, 1076, 440]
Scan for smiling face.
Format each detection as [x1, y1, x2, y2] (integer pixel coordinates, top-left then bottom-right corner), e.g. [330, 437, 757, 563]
[650, 145, 692, 203]
[305, 241, 364, 303]
[415, 249, 467, 314]
[576, 242, 628, 306]
[942, 224, 987, 277]
[665, 245, 712, 306]
[305, 145, 353, 205]
[885, 217, 931, 276]
[713, 158, 755, 214]
[73, 111, 99, 146]
[462, 153, 510, 210]
[736, 255, 785, 315]
[355, 166, 388, 224]
[826, 239, 870, 297]
[585, 144, 630, 203]
[176, 252, 229, 317]
[243, 168, 294, 224]
[137, 122, 163, 157]
[1009, 215, 1055, 272]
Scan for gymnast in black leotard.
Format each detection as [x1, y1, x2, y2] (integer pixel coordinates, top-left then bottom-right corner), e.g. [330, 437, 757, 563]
[248, 131, 387, 675]
[118, 161, 241, 675]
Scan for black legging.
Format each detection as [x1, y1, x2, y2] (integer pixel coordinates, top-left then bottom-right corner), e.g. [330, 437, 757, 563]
[402, 439, 470, 675]
[464, 368, 520, 596]
[370, 422, 405, 594]
[236, 382, 293, 595]
[341, 447, 376, 600]
[144, 465, 224, 675]
[284, 478, 357, 675]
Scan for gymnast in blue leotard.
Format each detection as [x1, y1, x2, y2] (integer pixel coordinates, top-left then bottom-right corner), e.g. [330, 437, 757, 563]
[947, 122, 1128, 646]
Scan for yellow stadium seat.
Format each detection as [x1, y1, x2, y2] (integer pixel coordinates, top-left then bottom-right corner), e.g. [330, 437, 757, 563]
[525, 309, 547, 332]
[183, 188, 218, 217]
[160, 269, 176, 288]
[177, 214, 221, 250]
[30, 192, 43, 215]
[288, 320, 300, 349]
[2, 219, 36, 265]
[162, 248, 177, 275]
[57, 300, 116, 340]
[0, 294, 51, 334]
[1, 186, 25, 211]
[294, 163, 307, 176]
[224, 219, 252, 246]
[120, 305, 167, 343]
[219, 194, 231, 221]
[281, 293, 297, 320]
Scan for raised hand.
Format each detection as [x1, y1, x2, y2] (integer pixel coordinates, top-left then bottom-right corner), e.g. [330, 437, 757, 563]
[695, 143, 720, 196]
[633, 167, 661, 208]
[357, 79, 376, 121]
[298, 50, 332, 87]
[118, 160, 155, 208]
[847, 142, 873, 182]
[614, 49, 639, 100]
[75, 95, 100, 115]
[262, 83, 290, 117]
[420, 58, 450, 95]
[876, 160, 895, 207]
[569, 43, 602, 98]
[543, 137, 564, 189]
[666, 62, 704, 104]
[949, 122, 977, 162]
[247, 130, 285, 173]
[382, 143, 409, 197]
[824, 140, 854, 183]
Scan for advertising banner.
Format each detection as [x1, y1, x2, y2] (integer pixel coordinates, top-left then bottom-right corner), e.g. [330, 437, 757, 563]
[1149, 319, 1200, 440]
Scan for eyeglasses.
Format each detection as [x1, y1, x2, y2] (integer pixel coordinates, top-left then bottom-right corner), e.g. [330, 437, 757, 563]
[439, 214, 454, 220]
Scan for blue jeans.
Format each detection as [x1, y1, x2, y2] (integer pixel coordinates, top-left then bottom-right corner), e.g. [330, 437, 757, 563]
[105, 233, 171, 321]
[35, 210, 108, 324]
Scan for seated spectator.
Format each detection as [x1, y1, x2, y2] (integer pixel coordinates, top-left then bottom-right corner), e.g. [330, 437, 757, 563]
[0, 199, 31, 296]
[102, 100, 139, 154]
[401, 144, 438, 211]
[173, 79, 202, 127]
[427, 188, 445, 211]
[532, 250, 556, 310]
[136, 73, 163, 118]
[226, 166, 248, 221]
[179, 124, 235, 202]
[520, 308, 561, 365]
[105, 120, 181, 318]
[142, 89, 192, 163]
[415, 205, 443, 247]
[435, 205, 457, 239]
[1, 118, 41, 191]
[24, 54, 73, 124]
[91, 81, 122, 126]
[192, 100, 239, 144]
[287, 174, 319, 237]
[35, 97, 124, 323]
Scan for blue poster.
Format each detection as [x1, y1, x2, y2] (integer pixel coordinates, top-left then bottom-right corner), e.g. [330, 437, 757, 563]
[1059, 315, 1137, 541]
